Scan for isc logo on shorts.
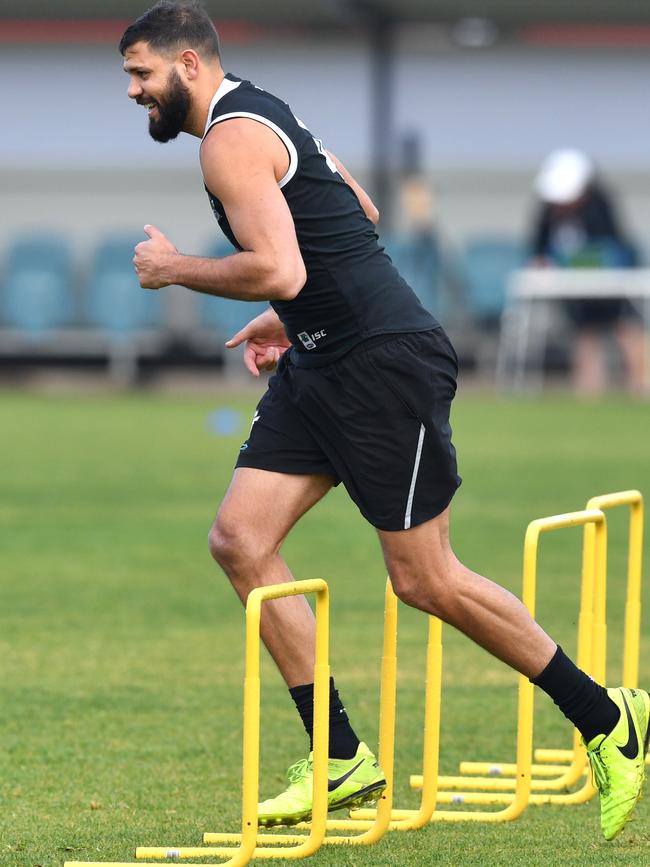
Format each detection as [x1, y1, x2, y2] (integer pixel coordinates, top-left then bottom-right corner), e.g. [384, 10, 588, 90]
[298, 330, 327, 350]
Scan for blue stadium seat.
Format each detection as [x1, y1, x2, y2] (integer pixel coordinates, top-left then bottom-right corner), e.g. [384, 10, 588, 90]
[85, 237, 162, 333]
[460, 236, 526, 325]
[2, 234, 75, 334]
[383, 233, 441, 314]
[197, 239, 268, 336]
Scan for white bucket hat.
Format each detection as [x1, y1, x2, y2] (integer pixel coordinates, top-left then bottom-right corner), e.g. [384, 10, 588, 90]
[535, 149, 594, 204]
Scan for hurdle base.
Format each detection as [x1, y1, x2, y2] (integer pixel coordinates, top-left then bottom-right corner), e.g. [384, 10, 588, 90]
[65, 863, 225, 867]
[457, 761, 579, 778]
[408, 770, 587, 792]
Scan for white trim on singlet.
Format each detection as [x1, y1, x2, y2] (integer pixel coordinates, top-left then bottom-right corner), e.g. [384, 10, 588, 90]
[404, 423, 426, 530]
[204, 111, 299, 188]
[203, 77, 242, 136]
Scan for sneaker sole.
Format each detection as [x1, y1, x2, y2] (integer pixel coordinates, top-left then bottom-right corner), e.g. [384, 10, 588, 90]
[328, 778, 387, 812]
[258, 813, 311, 828]
[257, 778, 387, 828]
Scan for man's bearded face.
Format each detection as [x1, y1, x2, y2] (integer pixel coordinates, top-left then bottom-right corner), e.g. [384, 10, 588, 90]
[139, 67, 191, 143]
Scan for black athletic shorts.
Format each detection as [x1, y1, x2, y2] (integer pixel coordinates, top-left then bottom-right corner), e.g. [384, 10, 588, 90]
[235, 328, 462, 532]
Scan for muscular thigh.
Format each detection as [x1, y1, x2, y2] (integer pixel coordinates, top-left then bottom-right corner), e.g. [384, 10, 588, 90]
[379, 506, 454, 575]
[215, 467, 334, 549]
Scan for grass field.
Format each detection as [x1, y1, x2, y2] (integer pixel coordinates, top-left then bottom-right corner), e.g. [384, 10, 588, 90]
[1, 387, 649, 866]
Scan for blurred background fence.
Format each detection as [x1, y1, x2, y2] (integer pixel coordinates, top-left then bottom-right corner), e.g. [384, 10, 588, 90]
[3, 1, 650, 389]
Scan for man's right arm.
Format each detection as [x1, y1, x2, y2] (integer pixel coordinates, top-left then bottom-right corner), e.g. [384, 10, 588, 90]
[146, 119, 306, 301]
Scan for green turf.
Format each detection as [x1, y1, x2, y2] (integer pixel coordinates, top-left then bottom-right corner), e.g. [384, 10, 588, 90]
[1, 389, 649, 866]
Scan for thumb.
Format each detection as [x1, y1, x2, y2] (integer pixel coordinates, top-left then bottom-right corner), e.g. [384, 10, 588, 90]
[144, 224, 164, 239]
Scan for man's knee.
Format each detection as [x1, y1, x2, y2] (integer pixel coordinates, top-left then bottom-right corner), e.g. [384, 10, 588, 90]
[209, 513, 250, 570]
[208, 517, 229, 567]
[390, 577, 420, 610]
[208, 510, 276, 573]
[389, 558, 457, 617]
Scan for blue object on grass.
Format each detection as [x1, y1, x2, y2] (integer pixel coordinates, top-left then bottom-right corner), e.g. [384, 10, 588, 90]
[207, 408, 244, 436]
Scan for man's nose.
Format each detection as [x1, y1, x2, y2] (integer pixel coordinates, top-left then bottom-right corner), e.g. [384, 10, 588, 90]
[127, 80, 143, 100]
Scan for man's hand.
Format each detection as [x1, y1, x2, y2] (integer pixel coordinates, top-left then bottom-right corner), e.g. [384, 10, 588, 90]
[133, 224, 179, 289]
[225, 307, 291, 377]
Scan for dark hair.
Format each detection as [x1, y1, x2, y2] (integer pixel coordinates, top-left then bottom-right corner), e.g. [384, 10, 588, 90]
[119, 1, 220, 59]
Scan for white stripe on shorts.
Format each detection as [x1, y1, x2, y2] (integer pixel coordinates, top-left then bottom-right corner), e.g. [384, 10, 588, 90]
[404, 423, 426, 529]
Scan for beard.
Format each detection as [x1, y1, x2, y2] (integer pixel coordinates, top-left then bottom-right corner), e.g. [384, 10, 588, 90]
[148, 68, 191, 143]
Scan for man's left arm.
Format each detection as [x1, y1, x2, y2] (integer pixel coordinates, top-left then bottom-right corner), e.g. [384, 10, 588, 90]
[327, 151, 379, 225]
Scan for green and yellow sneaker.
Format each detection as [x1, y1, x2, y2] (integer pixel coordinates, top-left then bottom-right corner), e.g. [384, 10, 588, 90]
[585, 686, 650, 840]
[257, 741, 386, 828]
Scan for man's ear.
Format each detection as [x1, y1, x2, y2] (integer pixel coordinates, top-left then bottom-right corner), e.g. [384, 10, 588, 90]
[180, 48, 200, 81]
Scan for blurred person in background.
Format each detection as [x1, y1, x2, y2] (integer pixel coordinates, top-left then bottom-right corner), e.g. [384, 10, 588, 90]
[530, 148, 646, 395]
[395, 175, 464, 322]
[120, 1, 649, 839]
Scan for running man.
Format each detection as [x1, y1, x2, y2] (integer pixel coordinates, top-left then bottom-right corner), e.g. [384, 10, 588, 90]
[120, 1, 649, 839]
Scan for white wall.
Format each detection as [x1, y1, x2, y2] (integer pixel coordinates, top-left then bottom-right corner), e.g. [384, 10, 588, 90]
[3, 37, 650, 170]
[3, 35, 650, 256]
[394, 46, 650, 170]
[2, 39, 372, 168]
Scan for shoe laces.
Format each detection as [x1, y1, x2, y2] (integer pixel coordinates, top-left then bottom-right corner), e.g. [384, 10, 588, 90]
[287, 758, 312, 784]
[588, 747, 610, 796]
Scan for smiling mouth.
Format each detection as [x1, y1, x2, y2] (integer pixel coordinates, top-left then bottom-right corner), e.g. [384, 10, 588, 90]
[139, 101, 158, 116]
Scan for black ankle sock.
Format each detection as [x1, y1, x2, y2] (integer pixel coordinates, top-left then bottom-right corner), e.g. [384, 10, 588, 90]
[532, 645, 620, 743]
[289, 677, 361, 760]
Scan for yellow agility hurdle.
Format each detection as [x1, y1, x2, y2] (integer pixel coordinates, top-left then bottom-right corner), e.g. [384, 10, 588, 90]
[532, 490, 645, 770]
[66, 578, 331, 867]
[459, 490, 644, 783]
[407, 509, 607, 818]
[175, 580, 442, 856]
[202, 579, 401, 850]
[322, 589, 442, 834]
